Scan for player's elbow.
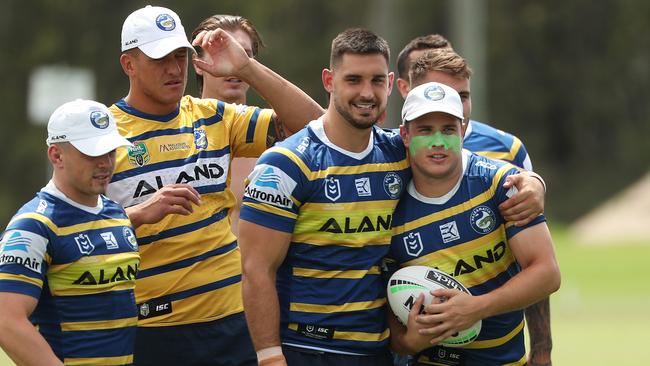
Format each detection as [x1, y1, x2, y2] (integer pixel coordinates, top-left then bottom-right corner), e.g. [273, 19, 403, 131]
[546, 261, 561, 295]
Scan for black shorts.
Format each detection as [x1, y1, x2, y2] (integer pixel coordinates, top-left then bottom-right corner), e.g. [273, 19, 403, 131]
[134, 312, 256, 366]
[283, 345, 393, 366]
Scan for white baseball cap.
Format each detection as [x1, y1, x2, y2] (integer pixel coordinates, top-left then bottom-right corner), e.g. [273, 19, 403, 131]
[46, 99, 132, 157]
[401, 82, 464, 123]
[121, 5, 194, 59]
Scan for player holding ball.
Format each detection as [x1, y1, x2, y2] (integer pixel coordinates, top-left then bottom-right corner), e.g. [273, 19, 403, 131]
[387, 81, 560, 366]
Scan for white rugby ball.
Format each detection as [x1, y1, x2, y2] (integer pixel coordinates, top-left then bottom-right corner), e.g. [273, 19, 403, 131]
[387, 265, 482, 347]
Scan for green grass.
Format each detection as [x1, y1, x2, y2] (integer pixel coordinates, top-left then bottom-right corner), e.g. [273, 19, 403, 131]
[1, 228, 649, 365]
[537, 228, 650, 365]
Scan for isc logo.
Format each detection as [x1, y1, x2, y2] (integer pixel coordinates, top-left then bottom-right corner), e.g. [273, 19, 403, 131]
[156, 304, 169, 312]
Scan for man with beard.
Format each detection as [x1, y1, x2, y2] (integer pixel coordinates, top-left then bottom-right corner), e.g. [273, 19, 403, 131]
[239, 28, 406, 366]
[237, 28, 546, 366]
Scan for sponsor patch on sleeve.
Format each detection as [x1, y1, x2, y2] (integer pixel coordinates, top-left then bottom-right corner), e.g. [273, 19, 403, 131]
[0, 230, 48, 273]
[244, 164, 296, 209]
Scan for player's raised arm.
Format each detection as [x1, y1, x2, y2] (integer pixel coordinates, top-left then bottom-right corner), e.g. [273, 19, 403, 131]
[192, 29, 324, 134]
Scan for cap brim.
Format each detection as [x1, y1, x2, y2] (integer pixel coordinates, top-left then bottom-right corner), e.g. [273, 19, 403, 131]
[138, 36, 195, 59]
[403, 106, 464, 123]
[70, 132, 132, 157]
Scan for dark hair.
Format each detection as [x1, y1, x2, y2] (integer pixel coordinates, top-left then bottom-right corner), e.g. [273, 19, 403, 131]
[191, 15, 265, 95]
[396, 34, 452, 79]
[330, 28, 390, 68]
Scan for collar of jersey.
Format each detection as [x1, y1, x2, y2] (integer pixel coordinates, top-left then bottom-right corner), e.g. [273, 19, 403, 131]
[114, 99, 180, 122]
[309, 117, 375, 160]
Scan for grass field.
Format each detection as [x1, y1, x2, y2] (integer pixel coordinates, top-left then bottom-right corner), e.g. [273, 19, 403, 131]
[1, 227, 649, 365]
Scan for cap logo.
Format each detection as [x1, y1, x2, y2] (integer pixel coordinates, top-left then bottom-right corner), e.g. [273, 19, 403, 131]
[424, 85, 445, 101]
[90, 111, 110, 129]
[156, 14, 176, 31]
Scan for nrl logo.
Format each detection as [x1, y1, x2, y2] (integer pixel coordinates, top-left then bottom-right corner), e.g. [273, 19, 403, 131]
[127, 141, 150, 167]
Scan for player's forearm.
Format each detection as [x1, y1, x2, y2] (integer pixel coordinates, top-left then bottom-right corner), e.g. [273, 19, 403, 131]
[478, 262, 559, 320]
[237, 58, 324, 133]
[0, 318, 63, 366]
[242, 272, 283, 351]
[125, 205, 145, 228]
[525, 298, 553, 365]
[388, 313, 412, 355]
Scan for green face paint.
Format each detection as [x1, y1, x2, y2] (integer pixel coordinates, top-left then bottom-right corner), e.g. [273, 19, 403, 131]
[409, 131, 462, 156]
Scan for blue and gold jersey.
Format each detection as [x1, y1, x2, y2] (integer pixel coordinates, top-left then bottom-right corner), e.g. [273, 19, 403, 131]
[107, 96, 273, 326]
[0, 182, 139, 365]
[464, 120, 532, 171]
[389, 152, 545, 366]
[240, 118, 411, 355]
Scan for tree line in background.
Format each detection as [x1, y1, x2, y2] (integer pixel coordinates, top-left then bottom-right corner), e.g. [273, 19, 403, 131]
[0, 0, 648, 225]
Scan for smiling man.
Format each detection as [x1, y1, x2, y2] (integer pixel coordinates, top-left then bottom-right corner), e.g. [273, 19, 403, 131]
[0, 100, 137, 365]
[388, 82, 561, 365]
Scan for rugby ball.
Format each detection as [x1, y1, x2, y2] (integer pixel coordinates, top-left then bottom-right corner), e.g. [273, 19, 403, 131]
[387, 265, 482, 347]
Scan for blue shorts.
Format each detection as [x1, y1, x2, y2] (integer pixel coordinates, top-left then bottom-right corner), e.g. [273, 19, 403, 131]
[283, 345, 393, 366]
[134, 312, 256, 366]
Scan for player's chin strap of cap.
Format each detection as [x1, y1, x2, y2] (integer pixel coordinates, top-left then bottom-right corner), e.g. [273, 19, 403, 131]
[257, 346, 286, 366]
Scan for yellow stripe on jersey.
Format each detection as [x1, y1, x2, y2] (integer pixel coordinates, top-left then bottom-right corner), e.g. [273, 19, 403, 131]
[290, 298, 386, 313]
[393, 165, 512, 235]
[510, 136, 523, 160]
[243, 202, 298, 220]
[135, 248, 241, 303]
[401, 228, 516, 288]
[293, 266, 381, 279]
[8, 213, 131, 237]
[138, 282, 243, 326]
[462, 319, 524, 349]
[135, 215, 236, 271]
[475, 137, 522, 164]
[301, 200, 398, 212]
[54, 219, 132, 237]
[61, 316, 137, 331]
[287, 323, 390, 342]
[47, 252, 139, 296]
[504, 354, 528, 366]
[293, 200, 395, 246]
[475, 151, 512, 162]
[333, 328, 391, 342]
[0, 273, 43, 288]
[64, 355, 133, 366]
[268, 146, 410, 181]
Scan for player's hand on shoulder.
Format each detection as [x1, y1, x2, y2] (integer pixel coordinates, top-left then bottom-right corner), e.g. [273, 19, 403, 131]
[499, 173, 545, 226]
[127, 184, 201, 228]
